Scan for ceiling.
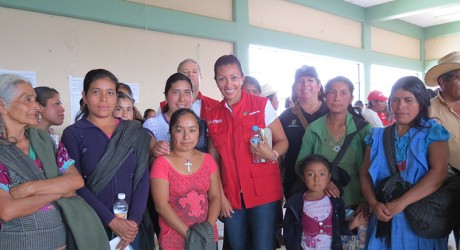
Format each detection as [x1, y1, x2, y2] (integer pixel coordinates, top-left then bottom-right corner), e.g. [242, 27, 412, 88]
[344, 0, 460, 27]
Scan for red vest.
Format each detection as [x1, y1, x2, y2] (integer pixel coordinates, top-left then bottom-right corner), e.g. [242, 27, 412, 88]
[159, 92, 218, 120]
[206, 91, 282, 209]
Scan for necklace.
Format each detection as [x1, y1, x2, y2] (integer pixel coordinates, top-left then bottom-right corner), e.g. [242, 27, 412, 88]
[322, 126, 344, 153]
[174, 149, 195, 174]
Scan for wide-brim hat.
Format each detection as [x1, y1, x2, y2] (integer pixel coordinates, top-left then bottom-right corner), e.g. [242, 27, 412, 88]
[425, 51, 460, 87]
[261, 84, 277, 97]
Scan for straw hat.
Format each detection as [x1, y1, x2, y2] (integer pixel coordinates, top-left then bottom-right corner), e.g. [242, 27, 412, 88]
[425, 51, 460, 87]
[261, 84, 277, 97]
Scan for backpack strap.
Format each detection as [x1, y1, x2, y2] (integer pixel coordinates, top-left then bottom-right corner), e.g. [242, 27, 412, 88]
[291, 103, 309, 129]
[330, 116, 368, 168]
[329, 116, 368, 184]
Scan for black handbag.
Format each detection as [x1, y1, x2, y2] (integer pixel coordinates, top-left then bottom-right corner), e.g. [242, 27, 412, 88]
[382, 124, 460, 238]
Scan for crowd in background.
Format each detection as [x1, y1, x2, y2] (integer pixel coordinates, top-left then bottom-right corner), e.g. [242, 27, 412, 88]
[0, 51, 459, 250]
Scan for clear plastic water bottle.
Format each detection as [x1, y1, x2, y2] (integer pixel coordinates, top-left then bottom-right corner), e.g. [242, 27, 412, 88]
[250, 125, 262, 163]
[113, 193, 128, 219]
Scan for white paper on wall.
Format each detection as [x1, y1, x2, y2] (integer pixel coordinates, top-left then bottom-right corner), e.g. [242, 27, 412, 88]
[0, 69, 37, 87]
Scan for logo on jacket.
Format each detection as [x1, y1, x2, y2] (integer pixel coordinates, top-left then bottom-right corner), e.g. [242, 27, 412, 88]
[287, 119, 299, 128]
[208, 119, 222, 124]
[246, 110, 261, 116]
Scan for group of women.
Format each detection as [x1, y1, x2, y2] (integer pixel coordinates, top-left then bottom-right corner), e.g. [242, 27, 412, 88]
[0, 52, 452, 250]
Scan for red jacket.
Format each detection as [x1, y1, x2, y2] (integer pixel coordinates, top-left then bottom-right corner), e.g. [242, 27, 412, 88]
[159, 92, 218, 120]
[206, 91, 282, 209]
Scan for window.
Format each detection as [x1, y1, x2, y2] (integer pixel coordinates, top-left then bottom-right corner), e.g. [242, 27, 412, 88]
[249, 45, 362, 114]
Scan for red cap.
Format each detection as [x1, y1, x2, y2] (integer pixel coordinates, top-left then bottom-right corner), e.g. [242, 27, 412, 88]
[367, 90, 388, 102]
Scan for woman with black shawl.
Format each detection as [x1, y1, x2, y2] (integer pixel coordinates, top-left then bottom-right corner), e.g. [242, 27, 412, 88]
[360, 76, 449, 249]
[62, 69, 154, 250]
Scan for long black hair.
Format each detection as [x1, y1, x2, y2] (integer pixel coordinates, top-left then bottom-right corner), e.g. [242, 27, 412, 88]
[162, 73, 193, 113]
[389, 76, 430, 128]
[75, 69, 118, 121]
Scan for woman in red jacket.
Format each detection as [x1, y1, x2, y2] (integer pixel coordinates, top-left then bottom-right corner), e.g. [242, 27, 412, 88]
[206, 55, 288, 250]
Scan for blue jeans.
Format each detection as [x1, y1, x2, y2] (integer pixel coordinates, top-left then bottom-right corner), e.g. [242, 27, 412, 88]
[223, 198, 280, 250]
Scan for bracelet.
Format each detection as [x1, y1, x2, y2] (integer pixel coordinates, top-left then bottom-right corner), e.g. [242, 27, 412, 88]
[270, 149, 279, 162]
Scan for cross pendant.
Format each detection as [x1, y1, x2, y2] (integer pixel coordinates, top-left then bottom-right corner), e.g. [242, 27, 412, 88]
[185, 161, 192, 174]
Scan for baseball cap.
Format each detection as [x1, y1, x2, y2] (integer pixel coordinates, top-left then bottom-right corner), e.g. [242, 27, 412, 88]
[367, 90, 388, 102]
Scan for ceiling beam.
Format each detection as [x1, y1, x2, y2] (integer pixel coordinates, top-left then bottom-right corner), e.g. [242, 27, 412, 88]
[366, 0, 460, 22]
[288, 0, 365, 21]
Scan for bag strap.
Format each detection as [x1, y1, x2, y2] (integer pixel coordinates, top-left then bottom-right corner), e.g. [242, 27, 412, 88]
[330, 116, 368, 177]
[383, 123, 399, 175]
[292, 103, 309, 129]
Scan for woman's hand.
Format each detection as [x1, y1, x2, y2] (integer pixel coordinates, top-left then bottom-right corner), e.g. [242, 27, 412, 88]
[249, 136, 275, 160]
[386, 198, 407, 217]
[220, 194, 234, 218]
[153, 141, 170, 157]
[108, 217, 138, 246]
[324, 181, 340, 198]
[370, 201, 391, 222]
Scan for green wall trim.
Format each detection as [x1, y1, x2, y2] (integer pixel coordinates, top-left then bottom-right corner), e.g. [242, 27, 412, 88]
[287, 0, 365, 21]
[366, 0, 460, 22]
[371, 19, 423, 38]
[0, 0, 426, 77]
[425, 21, 460, 39]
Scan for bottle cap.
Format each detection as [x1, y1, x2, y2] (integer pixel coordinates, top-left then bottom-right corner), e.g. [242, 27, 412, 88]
[251, 125, 259, 131]
[117, 193, 126, 200]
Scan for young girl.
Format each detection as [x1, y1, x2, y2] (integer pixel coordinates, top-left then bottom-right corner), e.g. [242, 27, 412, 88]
[283, 154, 367, 250]
[113, 92, 134, 121]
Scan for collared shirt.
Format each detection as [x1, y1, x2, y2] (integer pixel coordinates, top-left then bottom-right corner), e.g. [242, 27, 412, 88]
[430, 95, 460, 169]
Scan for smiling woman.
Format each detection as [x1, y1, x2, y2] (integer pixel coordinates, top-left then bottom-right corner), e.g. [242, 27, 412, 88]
[143, 73, 193, 143]
[206, 54, 289, 250]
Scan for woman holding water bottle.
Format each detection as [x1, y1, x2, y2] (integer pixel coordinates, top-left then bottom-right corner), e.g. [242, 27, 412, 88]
[62, 69, 154, 250]
[206, 55, 288, 250]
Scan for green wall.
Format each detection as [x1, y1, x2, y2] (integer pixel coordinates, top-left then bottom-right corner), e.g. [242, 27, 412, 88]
[1, 0, 459, 87]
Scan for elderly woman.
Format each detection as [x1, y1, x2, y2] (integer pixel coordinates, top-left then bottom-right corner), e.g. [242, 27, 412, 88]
[360, 76, 449, 249]
[206, 55, 288, 250]
[0, 74, 106, 249]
